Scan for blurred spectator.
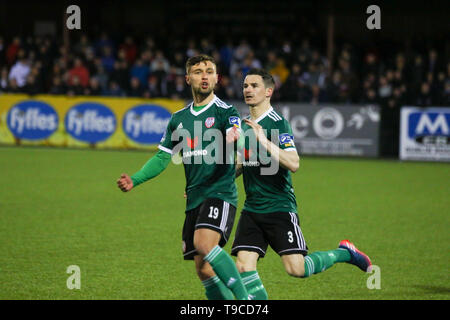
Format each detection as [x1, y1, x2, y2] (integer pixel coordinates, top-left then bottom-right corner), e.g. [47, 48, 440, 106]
[151, 50, 170, 81]
[23, 74, 39, 95]
[219, 39, 234, 71]
[101, 46, 115, 73]
[426, 49, 441, 76]
[283, 63, 308, 101]
[7, 78, 21, 93]
[361, 52, 379, 78]
[6, 37, 21, 65]
[415, 82, 433, 107]
[75, 34, 92, 57]
[0, 37, 6, 66]
[443, 80, 450, 106]
[85, 77, 102, 96]
[144, 75, 164, 98]
[104, 81, 125, 97]
[49, 76, 66, 95]
[110, 60, 129, 91]
[0, 67, 8, 92]
[130, 58, 149, 86]
[166, 75, 190, 100]
[128, 76, 144, 97]
[68, 58, 90, 87]
[310, 84, 327, 106]
[270, 57, 290, 85]
[66, 75, 84, 96]
[119, 36, 137, 64]
[215, 75, 237, 100]
[8, 56, 30, 87]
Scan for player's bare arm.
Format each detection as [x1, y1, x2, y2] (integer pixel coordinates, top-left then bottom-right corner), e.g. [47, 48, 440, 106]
[244, 118, 300, 173]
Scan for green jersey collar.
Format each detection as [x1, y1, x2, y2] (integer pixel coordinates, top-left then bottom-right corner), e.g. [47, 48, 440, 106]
[190, 95, 218, 116]
[253, 106, 274, 123]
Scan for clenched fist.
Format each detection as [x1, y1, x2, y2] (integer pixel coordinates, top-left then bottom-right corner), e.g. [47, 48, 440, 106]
[117, 173, 134, 192]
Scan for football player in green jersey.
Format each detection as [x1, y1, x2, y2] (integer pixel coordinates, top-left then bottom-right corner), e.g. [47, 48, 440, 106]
[231, 68, 373, 300]
[117, 54, 251, 300]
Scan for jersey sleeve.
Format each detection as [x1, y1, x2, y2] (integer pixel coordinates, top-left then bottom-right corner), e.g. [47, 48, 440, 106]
[158, 115, 176, 154]
[275, 119, 297, 152]
[223, 106, 241, 133]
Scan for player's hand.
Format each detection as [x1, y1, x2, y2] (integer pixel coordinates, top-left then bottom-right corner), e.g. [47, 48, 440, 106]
[243, 119, 266, 142]
[183, 191, 187, 198]
[226, 126, 240, 144]
[117, 173, 133, 192]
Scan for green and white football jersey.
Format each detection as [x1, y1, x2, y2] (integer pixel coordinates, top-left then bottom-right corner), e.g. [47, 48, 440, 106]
[159, 95, 240, 211]
[241, 107, 298, 214]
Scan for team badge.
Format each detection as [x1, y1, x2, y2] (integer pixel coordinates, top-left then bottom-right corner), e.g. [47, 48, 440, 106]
[279, 133, 294, 147]
[228, 116, 241, 128]
[205, 117, 215, 128]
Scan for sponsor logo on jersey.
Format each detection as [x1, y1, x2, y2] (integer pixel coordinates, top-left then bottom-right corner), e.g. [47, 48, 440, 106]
[243, 147, 252, 160]
[123, 104, 171, 144]
[205, 117, 215, 128]
[229, 116, 240, 128]
[183, 149, 208, 158]
[243, 160, 260, 167]
[279, 133, 294, 147]
[65, 102, 116, 143]
[7, 101, 58, 140]
[186, 136, 198, 149]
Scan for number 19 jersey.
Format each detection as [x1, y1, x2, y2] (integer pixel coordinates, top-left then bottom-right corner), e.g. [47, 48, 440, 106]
[159, 95, 240, 211]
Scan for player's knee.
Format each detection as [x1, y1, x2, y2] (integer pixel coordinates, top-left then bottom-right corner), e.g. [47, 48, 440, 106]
[235, 260, 250, 273]
[284, 261, 305, 278]
[235, 253, 258, 273]
[193, 238, 215, 256]
[196, 263, 215, 281]
[193, 229, 220, 256]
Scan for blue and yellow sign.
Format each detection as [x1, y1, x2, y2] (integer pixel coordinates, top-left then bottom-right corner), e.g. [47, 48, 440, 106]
[0, 94, 185, 149]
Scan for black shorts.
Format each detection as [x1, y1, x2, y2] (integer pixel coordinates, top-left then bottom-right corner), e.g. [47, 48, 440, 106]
[231, 210, 308, 258]
[182, 198, 237, 260]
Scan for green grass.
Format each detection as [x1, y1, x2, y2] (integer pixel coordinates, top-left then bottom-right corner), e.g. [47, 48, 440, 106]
[0, 146, 449, 300]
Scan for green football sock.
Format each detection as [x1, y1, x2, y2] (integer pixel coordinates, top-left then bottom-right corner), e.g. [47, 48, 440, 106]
[303, 249, 350, 277]
[204, 246, 250, 300]
[240, 271, 268, 300]
[202, 275, 235, 300]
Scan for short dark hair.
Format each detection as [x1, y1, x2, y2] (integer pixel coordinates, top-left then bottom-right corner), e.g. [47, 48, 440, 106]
[246, 68, 275, 88]
[185, 54, 216, 73]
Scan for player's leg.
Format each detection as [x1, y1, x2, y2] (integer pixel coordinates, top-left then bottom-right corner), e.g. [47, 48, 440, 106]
[235, 250, 268, 300]
[275, 213, 370, 277]
[194, 255, 234, 300]
[231, 211, 269, 300]
[282, 248, 353, 278]
[183, 206, 233, 300]
[194, 198, 250, 300]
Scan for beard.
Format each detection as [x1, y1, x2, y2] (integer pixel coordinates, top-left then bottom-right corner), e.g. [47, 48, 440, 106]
[191, 85, 214, 99]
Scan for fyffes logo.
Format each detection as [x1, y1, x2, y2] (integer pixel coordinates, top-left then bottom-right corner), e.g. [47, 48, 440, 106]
[65, 102, 116, 143]
[7, 101, 58, 140]
[123, 104, 171, 144]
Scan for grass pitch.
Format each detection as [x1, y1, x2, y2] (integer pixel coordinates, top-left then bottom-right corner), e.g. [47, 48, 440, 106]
[0, 146, 449, 300]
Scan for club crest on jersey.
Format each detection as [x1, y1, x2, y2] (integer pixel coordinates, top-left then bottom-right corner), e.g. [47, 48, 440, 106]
[229, 116, 240, 128]
[279, 133, 294, 147]
[205, 117, 215, 128]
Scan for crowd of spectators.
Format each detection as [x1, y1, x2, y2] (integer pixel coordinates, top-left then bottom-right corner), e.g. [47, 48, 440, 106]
[0, 33, 449, 108]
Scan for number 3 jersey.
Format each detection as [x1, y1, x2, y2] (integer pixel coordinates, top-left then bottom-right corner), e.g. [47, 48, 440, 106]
[240, 107, 298, 214]
[159, 95, 240, 211]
